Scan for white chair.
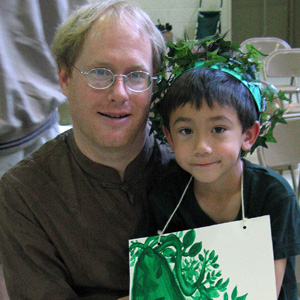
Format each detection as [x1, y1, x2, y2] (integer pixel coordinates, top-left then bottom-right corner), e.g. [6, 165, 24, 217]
[257, 113, 300, 201]
[240, 37, 291, 58]
[240, 37, 291, 81]
[263, 48, 300, 103]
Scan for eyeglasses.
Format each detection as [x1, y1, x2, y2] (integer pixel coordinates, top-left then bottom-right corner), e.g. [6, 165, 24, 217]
[72, 65, 157, 93]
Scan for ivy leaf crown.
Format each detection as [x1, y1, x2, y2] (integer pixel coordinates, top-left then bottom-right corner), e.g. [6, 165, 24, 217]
[150, 34, 290, 156]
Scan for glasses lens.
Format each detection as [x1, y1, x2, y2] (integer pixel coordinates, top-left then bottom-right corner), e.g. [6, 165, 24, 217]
[126, 71, 151, 92]
[87, 68, 113, 89]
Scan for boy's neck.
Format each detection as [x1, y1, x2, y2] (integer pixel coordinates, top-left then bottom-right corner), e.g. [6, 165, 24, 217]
[193, 161, 243, 223]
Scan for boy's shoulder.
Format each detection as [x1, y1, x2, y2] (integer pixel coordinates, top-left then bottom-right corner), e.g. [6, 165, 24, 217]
[243, 158, 296, 199]
[243, 158, 289, 182]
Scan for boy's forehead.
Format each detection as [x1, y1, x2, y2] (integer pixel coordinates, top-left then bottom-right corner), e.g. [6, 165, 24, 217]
[172, 100, 234, 114]
[170, 101, 240, 124]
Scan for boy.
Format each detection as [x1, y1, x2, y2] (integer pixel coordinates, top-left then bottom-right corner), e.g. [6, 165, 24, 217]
[141, 63, 300, 299]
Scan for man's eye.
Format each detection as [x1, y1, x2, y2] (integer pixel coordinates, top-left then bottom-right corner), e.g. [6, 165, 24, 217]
[212, 127, 226, 133]
[129, 72, 140, 79]
[129, 72, 147, 79]
[95, 69, 106, 76]
[180, 128, 193, 135]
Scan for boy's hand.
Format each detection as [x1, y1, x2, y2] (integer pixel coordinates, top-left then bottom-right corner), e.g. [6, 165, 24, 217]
[118, 297, 129, 300]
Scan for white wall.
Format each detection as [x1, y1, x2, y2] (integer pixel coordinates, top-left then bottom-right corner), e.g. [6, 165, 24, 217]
[91, 0, 232, 41]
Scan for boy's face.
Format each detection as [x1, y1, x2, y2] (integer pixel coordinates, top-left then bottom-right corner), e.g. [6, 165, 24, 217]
[163, 101, 259, 186]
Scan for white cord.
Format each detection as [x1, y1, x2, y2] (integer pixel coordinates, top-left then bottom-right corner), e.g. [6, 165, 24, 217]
[157, 160, 247, 245]
[241, 160, 247, 229]
[157, 175, 193, 244]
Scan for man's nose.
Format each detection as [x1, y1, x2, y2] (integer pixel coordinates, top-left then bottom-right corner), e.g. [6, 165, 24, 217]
[108, 75, 129, 102]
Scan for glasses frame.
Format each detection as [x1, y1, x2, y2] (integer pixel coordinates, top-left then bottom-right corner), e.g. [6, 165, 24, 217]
[72, 65, 157, 93]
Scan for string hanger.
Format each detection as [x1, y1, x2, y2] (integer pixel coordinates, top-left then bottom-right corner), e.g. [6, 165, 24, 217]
[157, 160, 247, 245]
[157, 175, 193, 245]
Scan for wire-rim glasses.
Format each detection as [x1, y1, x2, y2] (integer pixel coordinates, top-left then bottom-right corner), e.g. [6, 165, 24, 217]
[72, 65, 157, 93]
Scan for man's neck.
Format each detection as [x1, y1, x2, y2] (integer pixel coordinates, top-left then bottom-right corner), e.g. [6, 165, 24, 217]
[74, 132, 146, 182]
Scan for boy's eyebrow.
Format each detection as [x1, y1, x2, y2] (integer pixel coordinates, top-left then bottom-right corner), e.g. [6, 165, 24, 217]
[172, 115, 233, 126]
[172, 117, 193, 126]
[208, 115, 233, 124]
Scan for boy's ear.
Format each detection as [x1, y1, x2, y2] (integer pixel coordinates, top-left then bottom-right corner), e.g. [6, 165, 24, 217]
[162, 125, 174, 151]
[241, 121, 260, 151]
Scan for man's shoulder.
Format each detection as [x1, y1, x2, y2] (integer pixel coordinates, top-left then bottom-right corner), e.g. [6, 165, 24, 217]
[1, 130, 72, 184]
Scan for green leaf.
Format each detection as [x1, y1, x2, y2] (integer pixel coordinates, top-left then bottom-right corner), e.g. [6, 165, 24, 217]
[231, 286, 238, 300]
[215, 278, 223, 287]
[208, 288, 220, 298]
[236, 294, 248, 300]
[209, 250, 215, 260]
[221, 278, 230, 289]
[183, 229, 196, 249]
[188, 242, 202, 257]
[212, 255, 219, 264]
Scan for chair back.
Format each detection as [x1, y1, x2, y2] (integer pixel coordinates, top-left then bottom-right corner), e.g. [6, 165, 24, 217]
[264, 48, 300, 78]
[257, 113, 300, 200]
[240, 37, 291, 58]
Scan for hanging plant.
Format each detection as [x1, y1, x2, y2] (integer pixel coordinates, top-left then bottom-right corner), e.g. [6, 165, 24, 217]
[150, 34, 290, 156]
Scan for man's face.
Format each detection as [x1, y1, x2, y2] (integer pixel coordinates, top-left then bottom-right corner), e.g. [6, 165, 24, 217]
[59, 18, 154, 158]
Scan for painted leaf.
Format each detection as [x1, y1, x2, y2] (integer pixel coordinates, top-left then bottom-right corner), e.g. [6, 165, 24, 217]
[231, 286, 238, 300]
[183, 229, 196, 248]
[188, 242, 202, 257]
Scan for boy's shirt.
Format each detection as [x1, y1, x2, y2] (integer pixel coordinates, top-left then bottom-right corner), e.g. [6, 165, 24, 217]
[139, 159, 300, 300]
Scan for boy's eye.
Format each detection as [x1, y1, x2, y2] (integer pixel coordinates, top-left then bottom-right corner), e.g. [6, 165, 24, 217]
[179, 128, 193, 135]
[212, 127, 226, 133]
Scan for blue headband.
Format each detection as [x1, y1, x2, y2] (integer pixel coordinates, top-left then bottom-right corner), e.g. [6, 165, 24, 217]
[187, 61, 264, 113]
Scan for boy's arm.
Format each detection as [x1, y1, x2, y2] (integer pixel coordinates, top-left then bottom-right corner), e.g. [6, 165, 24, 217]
[274, 258, 287, 298]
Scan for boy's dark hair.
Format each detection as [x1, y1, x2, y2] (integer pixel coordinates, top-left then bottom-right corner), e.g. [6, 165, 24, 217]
[161, 67, 259, 133]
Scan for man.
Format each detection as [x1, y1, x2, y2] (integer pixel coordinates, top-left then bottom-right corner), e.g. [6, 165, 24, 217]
[0, 1, 174, 299]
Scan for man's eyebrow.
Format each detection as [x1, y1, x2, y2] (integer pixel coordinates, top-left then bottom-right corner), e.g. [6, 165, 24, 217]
[86, 61, 148, 71]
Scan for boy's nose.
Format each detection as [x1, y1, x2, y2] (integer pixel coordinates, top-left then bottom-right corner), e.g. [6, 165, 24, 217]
[193, 136, 212, 156]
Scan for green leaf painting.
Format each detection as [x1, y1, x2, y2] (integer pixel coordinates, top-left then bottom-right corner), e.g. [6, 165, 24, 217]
[129, 229, 247, 300]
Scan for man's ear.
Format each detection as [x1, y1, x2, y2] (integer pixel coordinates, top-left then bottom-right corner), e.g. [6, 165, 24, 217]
[241, 121, 260, 151]
[162, 125, 174, 151]
[58, 65, 70, 97]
